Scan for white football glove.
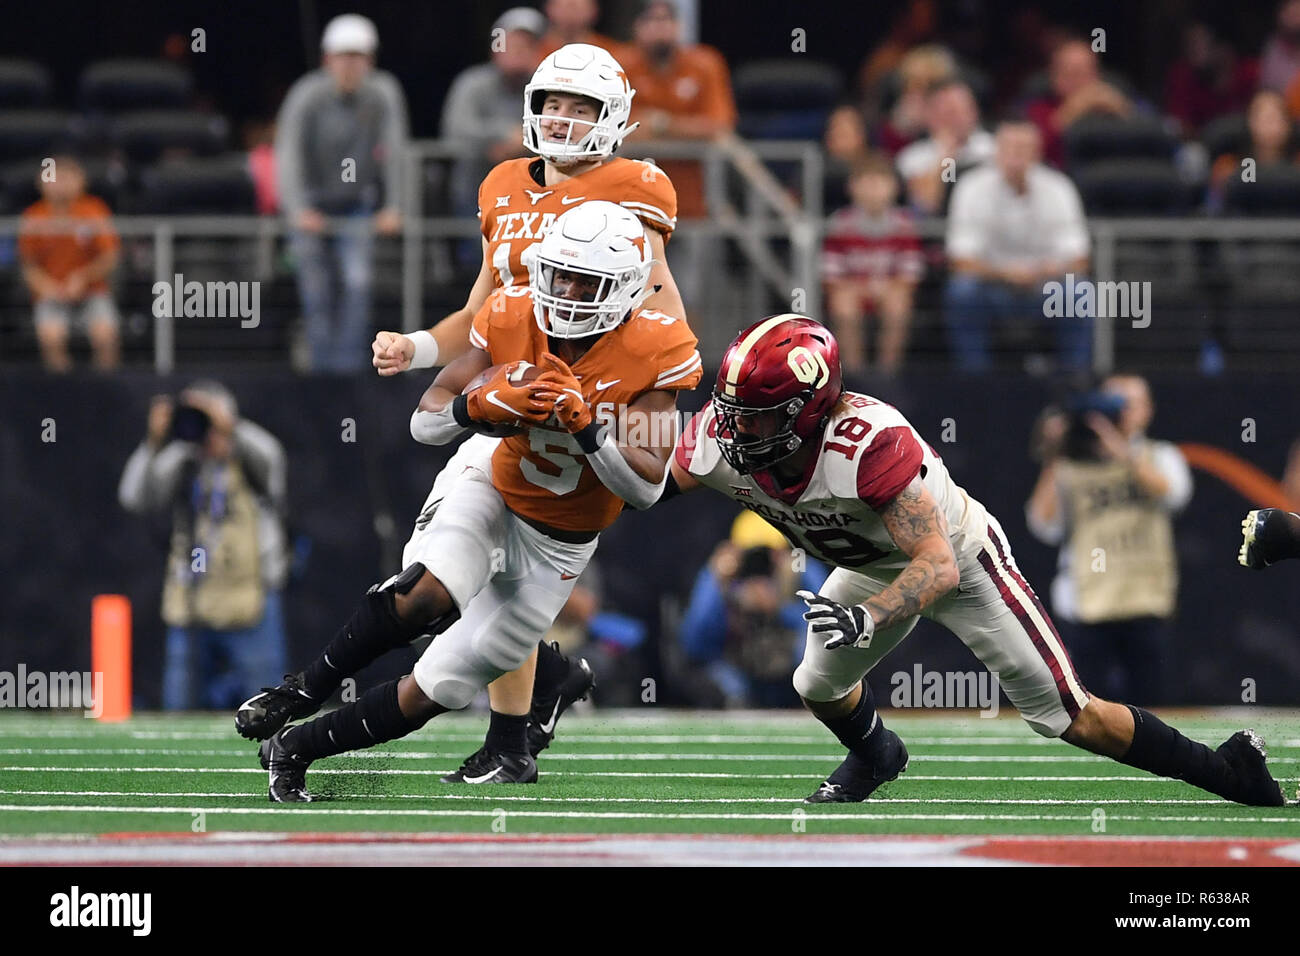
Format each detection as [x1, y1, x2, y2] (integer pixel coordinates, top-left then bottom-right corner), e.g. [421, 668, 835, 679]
[797, 589, 875, 649]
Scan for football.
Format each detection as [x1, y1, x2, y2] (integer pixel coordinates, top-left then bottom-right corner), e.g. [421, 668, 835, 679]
[462, 361, 541, 437]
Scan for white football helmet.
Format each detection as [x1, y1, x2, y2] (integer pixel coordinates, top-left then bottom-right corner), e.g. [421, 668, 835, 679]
[523, 43, 638, 164]
[523, 200, 653, 339]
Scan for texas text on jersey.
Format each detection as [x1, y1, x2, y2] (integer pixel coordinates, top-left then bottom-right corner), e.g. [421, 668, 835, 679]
[677, 392, 990, 576]
[478, 157, 677, 288]
[473, 286, 701, 532]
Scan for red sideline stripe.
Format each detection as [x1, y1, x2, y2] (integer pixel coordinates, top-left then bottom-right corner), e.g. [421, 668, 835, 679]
[977, 543, 1081, 721]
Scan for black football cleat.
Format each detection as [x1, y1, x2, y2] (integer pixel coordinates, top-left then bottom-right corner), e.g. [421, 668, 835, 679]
[1239, 508, 1300, 569]
[235, 673, 320, 740]
[1218, 730, 1286, 807]
[805, 729, 909, 803]
[441, 746, 538, 784]
[527, 643, 596, 757]
[259, 730, 314, 803]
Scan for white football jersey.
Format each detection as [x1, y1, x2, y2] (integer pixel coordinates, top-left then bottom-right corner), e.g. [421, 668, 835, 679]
[677, 392, 990, 577]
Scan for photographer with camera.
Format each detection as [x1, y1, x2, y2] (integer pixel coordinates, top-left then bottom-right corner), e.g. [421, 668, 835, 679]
[118, 381, 290, 710]
[1025, 374, 1192, 705]
[678, 512, 828, 708]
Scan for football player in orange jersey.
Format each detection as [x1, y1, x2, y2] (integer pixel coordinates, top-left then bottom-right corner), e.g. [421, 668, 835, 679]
[252, 201, 701, 800]
[236, 43, 689, 768]
[371, 41, 685, 775]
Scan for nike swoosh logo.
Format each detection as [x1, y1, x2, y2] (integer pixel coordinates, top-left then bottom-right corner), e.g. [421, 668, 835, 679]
[484, 389, 524, 419]
[537, 698, 563, 735]
[595, 378, 621, 390]
[560, 195, 586, 205]
[463, 766, 504, 784]
[560, 571, 579, 580]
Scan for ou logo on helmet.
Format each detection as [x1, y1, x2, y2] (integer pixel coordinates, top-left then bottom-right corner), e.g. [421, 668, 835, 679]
[787, 346, 829, 387]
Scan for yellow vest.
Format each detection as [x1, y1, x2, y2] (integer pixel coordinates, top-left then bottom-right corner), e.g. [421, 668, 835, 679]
[162, 459, 265, 629]
[1057, 446, 1177, 623]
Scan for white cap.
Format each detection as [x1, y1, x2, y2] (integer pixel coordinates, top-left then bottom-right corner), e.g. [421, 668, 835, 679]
[321, 14, 379, 55]
[493, 7, 547, 38]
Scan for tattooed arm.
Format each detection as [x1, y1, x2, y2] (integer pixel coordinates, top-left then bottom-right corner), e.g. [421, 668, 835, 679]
[863, 477, 961, 631]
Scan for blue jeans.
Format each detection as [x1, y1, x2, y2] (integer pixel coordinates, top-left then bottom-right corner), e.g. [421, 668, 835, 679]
[290, 214, 375, 372]
[163, 590, 288, 710]
[943, 274, 1092, 373]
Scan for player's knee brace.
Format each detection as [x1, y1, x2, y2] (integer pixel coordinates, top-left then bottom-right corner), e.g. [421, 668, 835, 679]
[374, 563, 460, 642]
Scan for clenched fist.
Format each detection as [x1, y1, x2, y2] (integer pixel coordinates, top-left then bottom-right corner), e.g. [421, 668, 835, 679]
[372, 331, 414, 376]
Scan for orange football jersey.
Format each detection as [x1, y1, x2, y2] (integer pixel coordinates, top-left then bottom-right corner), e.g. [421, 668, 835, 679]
[477, 157, 677, 288]
[471, 286, 702, 532]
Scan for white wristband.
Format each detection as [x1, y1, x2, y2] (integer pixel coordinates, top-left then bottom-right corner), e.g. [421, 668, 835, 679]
[407, 330, 439, 370]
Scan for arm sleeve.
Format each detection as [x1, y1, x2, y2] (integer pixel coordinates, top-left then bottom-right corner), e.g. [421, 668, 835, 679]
[376, 72, 410, 211]
[1151, 441, 1193, 512]
[679, 566, 729, 662]
[274, 76, 313, 217]
[234, 420, 288, 514]
[1052, 177, 1091, 261]
[856, 427, 924, 509]
[118, 441, 192, 513]
[621, 163, 678, 237]
[699, 48, 737, 130]
[944, 175, 987, 261]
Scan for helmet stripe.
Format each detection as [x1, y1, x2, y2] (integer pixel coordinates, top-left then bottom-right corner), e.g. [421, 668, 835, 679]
[722, 314, 799, 397]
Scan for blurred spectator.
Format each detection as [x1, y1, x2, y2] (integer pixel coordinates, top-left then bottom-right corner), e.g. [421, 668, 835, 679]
[538, 0, 626, 61]
[621, 0, 735, 316]
[872, 44, 957, 156]
[1025, 374, 1192, 706]
[621, 0, 736, 219]
[822, 154, 922, 376]
[1284, 437, 1300, 505]
[1164, 22, 1258, 138]
[118, 382, 290, 711]
[678, 512, 828, 708]
[857, 0, 938, 97]
[244, 120, 278, 215]
[1024, 39, 1132, 168]
[823, 103, 872, 211]
[542, 561, 648, 707]
[441, 8, 546, 221]
[895, 78, 994, 214]
[944, 119, 1091, 373]
[276, 13, 408, 372]
[1208, 89, 1299, 209]
[1261, 0, 1300, 92]
[18, 156, 121, 373]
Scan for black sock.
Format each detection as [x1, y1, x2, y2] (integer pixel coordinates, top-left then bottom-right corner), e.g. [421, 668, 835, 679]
[533, 640, 568, 694]
[300, 589, 435, 702]
[484, 710, 529, 755]
[284, 679, 418, 761]
[1261, 510, 1300, 564]
[818, 681, 884, 760]
[1119, 705, 1237, 799]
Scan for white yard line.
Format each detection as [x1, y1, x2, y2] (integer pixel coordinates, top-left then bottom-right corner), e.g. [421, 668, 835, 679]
[0, 766, 1196, 781]
[0, 788, 1230, 805]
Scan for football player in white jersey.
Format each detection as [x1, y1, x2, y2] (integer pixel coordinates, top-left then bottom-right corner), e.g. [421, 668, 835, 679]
[669, 315, 1285, 805]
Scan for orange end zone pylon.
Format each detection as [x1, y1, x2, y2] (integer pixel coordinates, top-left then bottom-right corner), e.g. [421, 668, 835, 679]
[91, 594, 132, 721]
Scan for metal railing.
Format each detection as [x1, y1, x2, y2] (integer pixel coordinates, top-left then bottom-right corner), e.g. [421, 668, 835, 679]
[3, 132, 1299, 372]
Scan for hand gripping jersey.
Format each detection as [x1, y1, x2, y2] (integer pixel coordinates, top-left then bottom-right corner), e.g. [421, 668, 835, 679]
[678, 392, 990, 576]
[478, 157, 677, 288]
[473, 287, 702, 533]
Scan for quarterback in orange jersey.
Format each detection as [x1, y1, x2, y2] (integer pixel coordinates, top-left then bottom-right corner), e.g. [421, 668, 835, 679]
[353, 41, 687, 777]
[246, 202, 700, 800]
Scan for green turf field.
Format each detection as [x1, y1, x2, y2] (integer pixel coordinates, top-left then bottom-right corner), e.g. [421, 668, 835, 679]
[0, 708, 1296, 843]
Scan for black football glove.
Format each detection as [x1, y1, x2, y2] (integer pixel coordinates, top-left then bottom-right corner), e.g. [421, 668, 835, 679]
[797, 589, 876, 649]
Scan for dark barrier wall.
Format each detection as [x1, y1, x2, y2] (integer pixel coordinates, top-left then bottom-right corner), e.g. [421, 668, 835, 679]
[4, 370, 1299, 707]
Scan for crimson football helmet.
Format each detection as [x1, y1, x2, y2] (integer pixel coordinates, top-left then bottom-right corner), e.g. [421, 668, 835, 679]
[712, 315, 843, 474]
